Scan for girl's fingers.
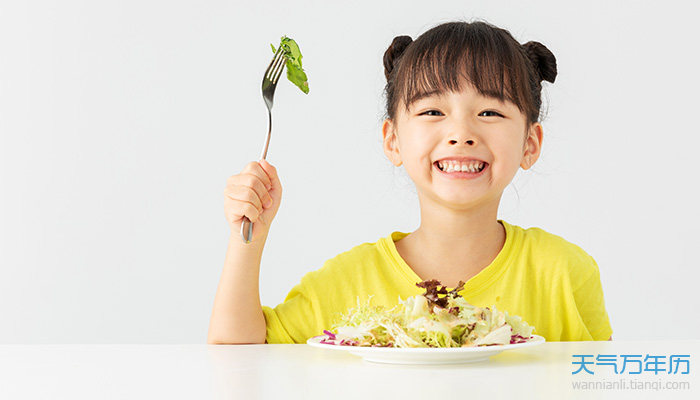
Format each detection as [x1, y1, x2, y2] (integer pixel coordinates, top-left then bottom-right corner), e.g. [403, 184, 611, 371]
[223, 160, 281, 234]
[225, 189, 262, 217]
[242, 173, 274, 207]
[225, 197, 261, 223]
[243, 161, 273, 190]
[226, 174, 273, 209]
[258, 159, 281, 191]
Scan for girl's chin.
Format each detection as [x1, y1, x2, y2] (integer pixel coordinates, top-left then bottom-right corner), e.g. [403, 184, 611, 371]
[431, 184, 498, 206]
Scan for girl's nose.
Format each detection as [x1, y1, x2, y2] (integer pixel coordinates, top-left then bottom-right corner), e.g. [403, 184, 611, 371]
[449, 139, 476, 145]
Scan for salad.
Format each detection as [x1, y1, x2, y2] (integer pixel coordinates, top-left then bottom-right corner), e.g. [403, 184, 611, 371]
[318, 279, 535, 348]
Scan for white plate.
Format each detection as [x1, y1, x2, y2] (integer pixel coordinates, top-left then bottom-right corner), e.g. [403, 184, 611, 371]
[306, 334, 545, 365]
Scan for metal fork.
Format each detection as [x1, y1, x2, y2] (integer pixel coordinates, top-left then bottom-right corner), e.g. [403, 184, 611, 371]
[241, 45, 286, 243]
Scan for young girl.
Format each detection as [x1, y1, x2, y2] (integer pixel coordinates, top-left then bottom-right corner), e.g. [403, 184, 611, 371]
[208, 19, 613, 344]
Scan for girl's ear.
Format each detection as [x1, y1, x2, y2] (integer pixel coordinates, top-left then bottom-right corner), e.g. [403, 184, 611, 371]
[382, 119, 402, 167]
[521, 123, 543, 170]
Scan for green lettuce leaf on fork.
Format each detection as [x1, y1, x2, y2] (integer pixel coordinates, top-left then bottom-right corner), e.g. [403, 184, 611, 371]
[270, 35, 309, 94]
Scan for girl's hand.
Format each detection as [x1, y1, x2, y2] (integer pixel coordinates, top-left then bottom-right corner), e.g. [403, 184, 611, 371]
[224, 159, 282, 241]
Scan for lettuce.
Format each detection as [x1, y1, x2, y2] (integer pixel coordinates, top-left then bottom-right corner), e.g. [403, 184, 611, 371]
[270, 35, 309, 94]
[505, 312, 535, 338]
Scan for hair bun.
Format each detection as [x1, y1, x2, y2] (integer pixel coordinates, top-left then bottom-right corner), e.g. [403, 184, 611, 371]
[522, 41, 557, 83]
[383, 35, 413, 81]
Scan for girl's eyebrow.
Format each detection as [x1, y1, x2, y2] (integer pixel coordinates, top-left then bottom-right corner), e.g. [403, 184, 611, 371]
[408, 90, 446, 105]
[411, 92, 508, 109]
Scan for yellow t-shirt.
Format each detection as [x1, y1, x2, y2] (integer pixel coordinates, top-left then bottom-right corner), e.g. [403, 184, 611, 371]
[262, 220, 613, 343]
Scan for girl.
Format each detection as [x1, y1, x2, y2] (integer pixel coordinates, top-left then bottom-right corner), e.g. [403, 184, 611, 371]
[208, 19, 613, 344]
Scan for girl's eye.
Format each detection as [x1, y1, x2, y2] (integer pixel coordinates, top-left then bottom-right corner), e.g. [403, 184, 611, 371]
[479, 110, 503, 117]
[421, 110, 503, 117]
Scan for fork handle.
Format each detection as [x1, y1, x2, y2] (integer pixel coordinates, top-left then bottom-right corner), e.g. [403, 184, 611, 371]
[241, 216, 253, 243]
[241, 110, 273, 243]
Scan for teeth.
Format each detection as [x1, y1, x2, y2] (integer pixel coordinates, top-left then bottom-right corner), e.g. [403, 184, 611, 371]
[437, 161, 484, 173]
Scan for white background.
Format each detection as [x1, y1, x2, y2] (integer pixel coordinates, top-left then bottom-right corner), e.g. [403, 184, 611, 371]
[1, 0, 698, 343]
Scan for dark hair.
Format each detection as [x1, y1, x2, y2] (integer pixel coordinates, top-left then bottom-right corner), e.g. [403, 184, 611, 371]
[382, 20, 557, 130]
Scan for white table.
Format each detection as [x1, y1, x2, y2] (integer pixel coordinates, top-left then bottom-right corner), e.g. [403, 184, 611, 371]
[1, 341, 698, 399]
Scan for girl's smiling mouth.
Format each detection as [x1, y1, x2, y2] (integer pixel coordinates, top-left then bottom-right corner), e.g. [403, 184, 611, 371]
[433, 160, 488, 179]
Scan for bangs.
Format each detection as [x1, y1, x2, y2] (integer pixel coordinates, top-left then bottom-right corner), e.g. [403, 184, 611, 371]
[395, 27, 531, 117]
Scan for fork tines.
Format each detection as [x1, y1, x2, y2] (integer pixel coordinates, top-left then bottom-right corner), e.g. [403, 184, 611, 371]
[266, 46, 286, 83]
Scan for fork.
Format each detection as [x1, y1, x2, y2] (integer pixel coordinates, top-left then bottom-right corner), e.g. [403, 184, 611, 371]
[241, 45, 286, 243]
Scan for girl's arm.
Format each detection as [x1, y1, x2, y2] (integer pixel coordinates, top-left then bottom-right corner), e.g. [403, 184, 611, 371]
[207, 159, 282, 344]
[207, 234, 268, 344]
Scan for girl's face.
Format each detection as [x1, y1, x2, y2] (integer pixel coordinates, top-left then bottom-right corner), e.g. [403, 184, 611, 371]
[382, 80, 543, 210]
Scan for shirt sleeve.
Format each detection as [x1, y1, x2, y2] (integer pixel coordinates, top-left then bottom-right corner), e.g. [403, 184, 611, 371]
[573, 256, 613, 341]
[261, 276, 323, 344]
